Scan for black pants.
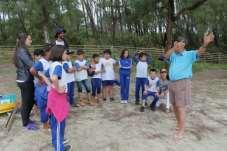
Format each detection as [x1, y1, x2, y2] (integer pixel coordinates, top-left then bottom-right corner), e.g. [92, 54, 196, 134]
[17, 81, 35, 126]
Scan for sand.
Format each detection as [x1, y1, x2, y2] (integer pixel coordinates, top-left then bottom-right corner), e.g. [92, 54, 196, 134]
[0, 66, 227, 151]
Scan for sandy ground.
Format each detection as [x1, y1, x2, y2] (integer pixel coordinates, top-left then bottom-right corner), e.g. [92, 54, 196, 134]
[0, 64, 227, 151]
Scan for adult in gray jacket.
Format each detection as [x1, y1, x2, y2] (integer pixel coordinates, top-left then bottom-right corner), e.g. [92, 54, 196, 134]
[13, 33, 38, 130]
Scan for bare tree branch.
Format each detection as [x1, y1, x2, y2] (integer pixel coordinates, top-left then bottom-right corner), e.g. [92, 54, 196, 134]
[174, 0, 208, 20]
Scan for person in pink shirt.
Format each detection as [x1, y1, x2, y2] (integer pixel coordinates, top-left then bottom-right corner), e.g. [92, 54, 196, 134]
[45, 45, 71, 151]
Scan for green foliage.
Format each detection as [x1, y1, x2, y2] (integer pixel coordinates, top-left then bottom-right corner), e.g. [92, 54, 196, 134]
[0, 0, 227, 53]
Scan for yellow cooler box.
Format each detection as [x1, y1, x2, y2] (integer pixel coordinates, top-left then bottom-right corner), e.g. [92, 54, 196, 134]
[0, 93, 16, 114]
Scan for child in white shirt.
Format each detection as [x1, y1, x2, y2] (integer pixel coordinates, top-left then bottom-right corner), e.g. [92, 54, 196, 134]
[75, 49, 94, 106]
[63, 50, 77, 107]
[89, 54, 103, 104]
[140, 69, 160, 112]
[100, 49, 116, 101]
[135, 52, 148, 105]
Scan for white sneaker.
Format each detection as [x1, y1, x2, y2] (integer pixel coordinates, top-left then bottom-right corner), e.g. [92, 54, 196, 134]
[124, 100, 128, 104]
[120, 100, 125, 104]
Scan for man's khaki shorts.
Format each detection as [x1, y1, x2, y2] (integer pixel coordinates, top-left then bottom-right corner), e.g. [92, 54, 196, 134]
[169, 79, 192, 107]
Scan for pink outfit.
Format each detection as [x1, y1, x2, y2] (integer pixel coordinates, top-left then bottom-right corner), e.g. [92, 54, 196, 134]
[46, 88, 69, 122]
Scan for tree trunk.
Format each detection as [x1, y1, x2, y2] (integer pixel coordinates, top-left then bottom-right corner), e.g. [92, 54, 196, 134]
[81, 0, 89, 38]
[40, 0, 50, 43]
[82, 0, 97, 38]
[165, 0, 208, 51]
[165, 0, 175, 50]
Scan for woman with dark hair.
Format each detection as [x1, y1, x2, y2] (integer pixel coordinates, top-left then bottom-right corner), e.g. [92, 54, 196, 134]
[13, 33, 38, 130]
[119, 49, 132, 104]
[45, 45, 71, 151]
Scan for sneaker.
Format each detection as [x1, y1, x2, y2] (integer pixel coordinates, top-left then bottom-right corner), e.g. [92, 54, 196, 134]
[63, 139, 70, 145]
[103, 98, 107, 101]
[120, 100, 125, 104]
[64, 144, 72, 151]
[150, 105, 156, 111]
[124, 100, 128, 104]
[110, 97, 115, 102]
[25, 122, 39, 131]
[145, 102, 148, 107]
[140, 106, 145, 112]
[135, 100, 140, 105]
[71, 103, 80, 107]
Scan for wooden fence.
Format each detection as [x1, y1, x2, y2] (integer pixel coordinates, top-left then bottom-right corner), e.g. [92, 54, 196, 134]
[0, 45, 227, 64]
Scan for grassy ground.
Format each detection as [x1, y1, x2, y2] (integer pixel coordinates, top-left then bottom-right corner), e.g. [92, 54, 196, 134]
[193, 62, 227, 72]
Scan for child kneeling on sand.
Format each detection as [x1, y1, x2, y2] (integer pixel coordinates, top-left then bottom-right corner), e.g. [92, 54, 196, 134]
[140, 69, 160, 112]
[158, 68, 171, 112]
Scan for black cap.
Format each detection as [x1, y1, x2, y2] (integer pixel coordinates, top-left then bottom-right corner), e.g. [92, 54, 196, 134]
[55, 27, 66, 38]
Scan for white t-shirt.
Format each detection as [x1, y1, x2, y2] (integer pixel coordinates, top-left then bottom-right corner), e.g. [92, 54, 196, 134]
[49, 61, 68, 93]
[100, 58, 116, 80]
[146, 77, 160, 92]
[39, 58, 50, 73]
[34, 58, 50, 84]
[136, 61, 148, 78]
[55, 40, 65, 46]
[63, 61, 75, 83]
[91, 62, 102, 79]
[75, 59, 88, 81]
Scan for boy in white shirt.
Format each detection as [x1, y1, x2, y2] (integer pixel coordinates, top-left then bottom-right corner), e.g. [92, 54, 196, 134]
[135, 52, 148, 105]
[100, 49, 116, 101]
[140, 69, 160, 112]
[63, 50, 77, 107]
[75, 49, 94, 106]
[89, 54, 103, 104]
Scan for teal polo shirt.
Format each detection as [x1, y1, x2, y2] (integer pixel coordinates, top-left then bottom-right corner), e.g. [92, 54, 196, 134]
[169, 50, 199, 81]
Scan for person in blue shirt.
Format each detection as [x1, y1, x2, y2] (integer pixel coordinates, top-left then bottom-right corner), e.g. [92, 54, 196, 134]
[162, 32, 214, 141]
[119, 49, 132, 104]
[30, 43, 53, 129]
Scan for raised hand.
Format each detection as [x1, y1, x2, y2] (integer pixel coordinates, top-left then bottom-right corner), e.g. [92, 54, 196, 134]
[203, 32, 214, 47]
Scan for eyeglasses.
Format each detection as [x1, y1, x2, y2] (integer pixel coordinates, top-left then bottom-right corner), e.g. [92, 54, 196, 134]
[161, 71, 167, 73]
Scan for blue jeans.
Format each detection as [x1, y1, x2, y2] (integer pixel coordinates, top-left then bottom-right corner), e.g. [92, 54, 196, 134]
[135, 77, 147, 101]
[76, 79, 90, 93]
[50, 115, 66, 151]
[34, 83, 48, 123]
[120, 73, 130, 100]
[142, 91, 159, 108]
[91, 78, 102, 97]
[67, 82, 75, 105]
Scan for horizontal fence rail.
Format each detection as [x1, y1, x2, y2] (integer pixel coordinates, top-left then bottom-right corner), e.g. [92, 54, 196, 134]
[0, 45, 227, 64]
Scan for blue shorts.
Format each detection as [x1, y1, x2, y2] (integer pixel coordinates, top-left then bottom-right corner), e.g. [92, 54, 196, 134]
[102, 80, 115, 86]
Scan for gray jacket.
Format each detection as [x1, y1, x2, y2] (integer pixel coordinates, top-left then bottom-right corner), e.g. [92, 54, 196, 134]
[15, 47, 34, 82]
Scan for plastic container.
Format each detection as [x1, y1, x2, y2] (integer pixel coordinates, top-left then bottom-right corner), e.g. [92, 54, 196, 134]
[0, 93, 16, 114]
